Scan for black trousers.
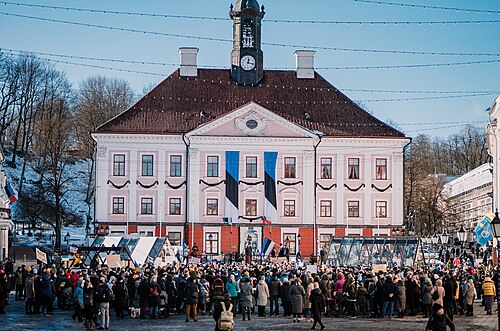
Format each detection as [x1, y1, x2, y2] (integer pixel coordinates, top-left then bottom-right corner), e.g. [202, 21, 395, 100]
[312, 313, 325, 328]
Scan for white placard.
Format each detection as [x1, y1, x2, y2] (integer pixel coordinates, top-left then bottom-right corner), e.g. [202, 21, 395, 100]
[190, 257, 201, 265]
[35, 248, 47, 264]
[306, 264, 317, 274]
[105, 254, 122, 268]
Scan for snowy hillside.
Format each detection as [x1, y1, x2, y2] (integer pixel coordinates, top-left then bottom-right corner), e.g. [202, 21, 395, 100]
[2, 150, 93, 246]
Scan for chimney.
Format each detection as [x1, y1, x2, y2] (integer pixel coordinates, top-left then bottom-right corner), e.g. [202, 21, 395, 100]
[294, 50, 316, 79]
[179, 47, 199, 77]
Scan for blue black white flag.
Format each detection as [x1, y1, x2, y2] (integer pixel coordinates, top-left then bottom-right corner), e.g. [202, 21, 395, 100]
[225, 151, 240, 224]
[264, 152, 278, 225]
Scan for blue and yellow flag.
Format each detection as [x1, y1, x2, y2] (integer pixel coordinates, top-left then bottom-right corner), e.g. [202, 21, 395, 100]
[474, 213, 494, 246]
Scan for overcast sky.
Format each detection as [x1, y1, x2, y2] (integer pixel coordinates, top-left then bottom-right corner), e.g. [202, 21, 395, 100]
[1, 0, 498, 137]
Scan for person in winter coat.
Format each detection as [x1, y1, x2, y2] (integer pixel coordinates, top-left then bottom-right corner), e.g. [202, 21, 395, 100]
[256, 276, 270, 317]
[482, 276, 496, 315]
[344, 274, 357, 317]
[213, 293, 234, 331]
[96, 276, 113, 329]
[443, 274, 456, 321]
[25, 273, 35, 314]
[305, 277, 315, 320]
[72, 279, 84, 322]
[225, 275, 240, 314]
[289, 278, 305, 323]
[421, 278, 433, 318]
[268, 275, 281, 316]
[149, 276, 161, 319]
[137, 278, 150, 319]
[240, 278, 253, 321]
[40, 273, 55, 316]
[355, 282, 369, 317]
[333, 273, 344, 300]
[185, 276, 200, 322]
[112, 277, 127, 318]
[426, 303, 455, 331]
[280, 278, 292, 316]
[381, 275, 397, 318]
[164, 274, 177, 312]
[309, 284, 326, 330]
[464, 278, 476, 316]
[199, 277, 210, 315]
[394, 279, 406, 318]
[430, 279, 445, 307]
[82, 279, 95, 330]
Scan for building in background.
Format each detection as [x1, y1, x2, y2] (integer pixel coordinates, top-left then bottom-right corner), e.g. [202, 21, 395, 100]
[487, 94, 500, 218]
[92, 0, 409, 257]
[0, 149, 14, 260]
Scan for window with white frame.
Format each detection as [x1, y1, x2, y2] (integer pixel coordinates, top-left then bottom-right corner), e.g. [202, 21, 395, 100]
[113, 154, 125, 176]
[245, 199, 257, 216]
[348, 158, 360, 179]
[283, 233, 296, 255]
[205, 232, 219, 254]
[167, 232, 181, 245]
[320, 234, 332, 252]
[246, 156, 257, 178]
[284, 200, 296, 217]
[375, 158, 387, 180]
[207, 156, 219, 177]
[206, 198, 218, 215]
[320, 200, 332, 217]
[169, 198, 181, 215]
[376, 201, 388, 218]
[284, 157, 296, 178]
[348, 200, 360, 217]
[112, 197, 125, 214]
[321, 158, 332, 179]
[141, 155, 154, 176]
[141, 197, 153, 214]
[170, 155, 182, 177]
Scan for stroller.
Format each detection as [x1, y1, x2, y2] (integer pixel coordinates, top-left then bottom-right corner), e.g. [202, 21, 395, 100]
[325, 293, 348, 317]
[158, 290, 170, 319]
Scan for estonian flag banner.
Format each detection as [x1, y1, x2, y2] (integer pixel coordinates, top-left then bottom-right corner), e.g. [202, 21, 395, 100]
[264, 152, 278, 225]
[225, 151, 240, 224]
[261, 236, 276, 256]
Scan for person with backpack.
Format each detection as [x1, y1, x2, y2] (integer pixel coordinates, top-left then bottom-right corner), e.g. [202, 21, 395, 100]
[149, 276, 161, 319]
[96, 277, 113, 330]
[213, 293, 234, 331]
[481, 275, 496, 315]
[426, 303, 455, 331]
[239, 277, 253, 321]
[185, 276, 200, 322]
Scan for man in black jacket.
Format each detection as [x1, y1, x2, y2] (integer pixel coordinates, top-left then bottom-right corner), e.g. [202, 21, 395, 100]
[443, 274, 456, 321]
[185, 276, 199, 322]
[381, 276, 397, 318]
[268, 276, 280, 316]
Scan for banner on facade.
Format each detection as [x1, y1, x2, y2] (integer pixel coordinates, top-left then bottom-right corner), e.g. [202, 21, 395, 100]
[264, 152, 278, 225]
[35, 248, 47, 264]
[225, 151, 240, 224]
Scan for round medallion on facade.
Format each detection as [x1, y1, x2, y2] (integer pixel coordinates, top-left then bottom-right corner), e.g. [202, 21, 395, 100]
[235, 110, 268, 136]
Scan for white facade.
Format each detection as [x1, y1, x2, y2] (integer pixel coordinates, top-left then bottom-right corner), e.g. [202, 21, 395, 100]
[0, 149, 13, 260]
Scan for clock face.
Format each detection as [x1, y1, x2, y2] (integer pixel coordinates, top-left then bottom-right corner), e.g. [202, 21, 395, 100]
[240, 55, 256, 71]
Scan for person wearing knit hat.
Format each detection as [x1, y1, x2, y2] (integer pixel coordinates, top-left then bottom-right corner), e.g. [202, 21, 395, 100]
[426, 303, 455, 331]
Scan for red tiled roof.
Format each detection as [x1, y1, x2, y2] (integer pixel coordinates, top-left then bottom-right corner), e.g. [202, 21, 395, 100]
[96, 69, 405, 137]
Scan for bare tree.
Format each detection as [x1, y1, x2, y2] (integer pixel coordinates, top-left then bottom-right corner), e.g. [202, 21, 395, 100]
[74, 75, 135, 232]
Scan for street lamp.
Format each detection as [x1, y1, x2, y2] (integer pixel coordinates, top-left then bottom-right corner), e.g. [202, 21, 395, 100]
[208, 233, 213, 262]
[457, 226, 467, 244]
[297, 233, 302, 260]
[489, 211, 500, 331]
[431, 235, 439, 245]
[440, 232, 449, 245]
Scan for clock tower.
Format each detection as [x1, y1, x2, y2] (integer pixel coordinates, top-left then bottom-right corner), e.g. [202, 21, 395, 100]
[230, 0, 265, 85]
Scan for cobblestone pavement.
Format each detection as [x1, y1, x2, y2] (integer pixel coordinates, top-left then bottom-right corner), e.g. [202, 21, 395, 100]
[0, 295, 495, 331]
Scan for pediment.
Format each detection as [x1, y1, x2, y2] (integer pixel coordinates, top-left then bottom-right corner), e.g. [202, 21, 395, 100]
[186, 102, 318, 139]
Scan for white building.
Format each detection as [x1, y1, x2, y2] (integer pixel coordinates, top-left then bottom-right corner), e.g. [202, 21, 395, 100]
[487, 93, 500, 214]
[0, 149, 14, 261]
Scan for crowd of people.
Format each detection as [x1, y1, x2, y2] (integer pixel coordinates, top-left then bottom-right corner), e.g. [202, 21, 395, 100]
[0, 254, 495, 331]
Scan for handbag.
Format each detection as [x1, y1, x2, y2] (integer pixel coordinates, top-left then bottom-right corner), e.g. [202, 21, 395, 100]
[432, 287, 439, 301]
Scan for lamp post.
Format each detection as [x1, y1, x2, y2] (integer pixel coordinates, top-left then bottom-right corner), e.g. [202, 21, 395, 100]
[208, 233, 213, 262]
[489, 211, 500, 331]
[457, 226, 467, 258]
[297, 233, 302, 261]
[64, 232, 70, 254]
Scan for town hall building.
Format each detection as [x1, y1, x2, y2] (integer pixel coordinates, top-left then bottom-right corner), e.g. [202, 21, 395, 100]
[93, 0, 410, 258]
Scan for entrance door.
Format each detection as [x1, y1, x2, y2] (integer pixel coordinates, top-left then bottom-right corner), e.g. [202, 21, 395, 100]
[240, 227, 262, 255]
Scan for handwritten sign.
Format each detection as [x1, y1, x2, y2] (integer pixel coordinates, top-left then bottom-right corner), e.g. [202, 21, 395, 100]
[190, 257, 201, 265]
[372, 264, 387, 273]
[35, 248, 47, 264]
[105, 254, 122, 268]
[306, 264, 317, 274]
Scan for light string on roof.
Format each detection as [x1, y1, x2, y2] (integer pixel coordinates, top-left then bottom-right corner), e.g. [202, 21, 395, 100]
[1, 11, 499, 57]
[2, 1, 499, 25]
[348, 0, 500, 15]
[3, 48, 500, 72]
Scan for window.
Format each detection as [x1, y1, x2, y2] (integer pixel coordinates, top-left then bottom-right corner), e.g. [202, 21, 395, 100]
[376, 201, 387, 218]
[141, 197, 153, 215]
[206, 199, 218, 215]
[348, 201, 360, 217]
[320, 200, 332, 217]
[207, 156, 219, 177]
[284, 157, 296, 178]
[321, 158, 332, 179]
[205, 232, 219, 254]
[319, 234, 332, 252]
[141, 155, 154, 176]
[167, 232, 181, 246]
[170, 155, 182, 177]
[246, 156, 257, 178]
[376, 158, 387, 180]
[283, 233, 296, 255]
[245, 199, 257, 216]
[348, 158, 360, 179]
[169, 198, 181, 215]
[284, 200, 296, 217]
[112, 197, 124, 214]
[113, 154, 125, 176]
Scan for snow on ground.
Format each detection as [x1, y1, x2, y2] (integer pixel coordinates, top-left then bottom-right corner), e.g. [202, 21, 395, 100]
[2, 150, 93, 247]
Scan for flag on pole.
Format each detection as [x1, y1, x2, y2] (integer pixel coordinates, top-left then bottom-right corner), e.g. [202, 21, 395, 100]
[225, 151, 240, 224]
[264, 152, 278, 225]
[261, 237, 276, 256]
[474, 213, 494, 246]
[4, 180, 18, 203]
